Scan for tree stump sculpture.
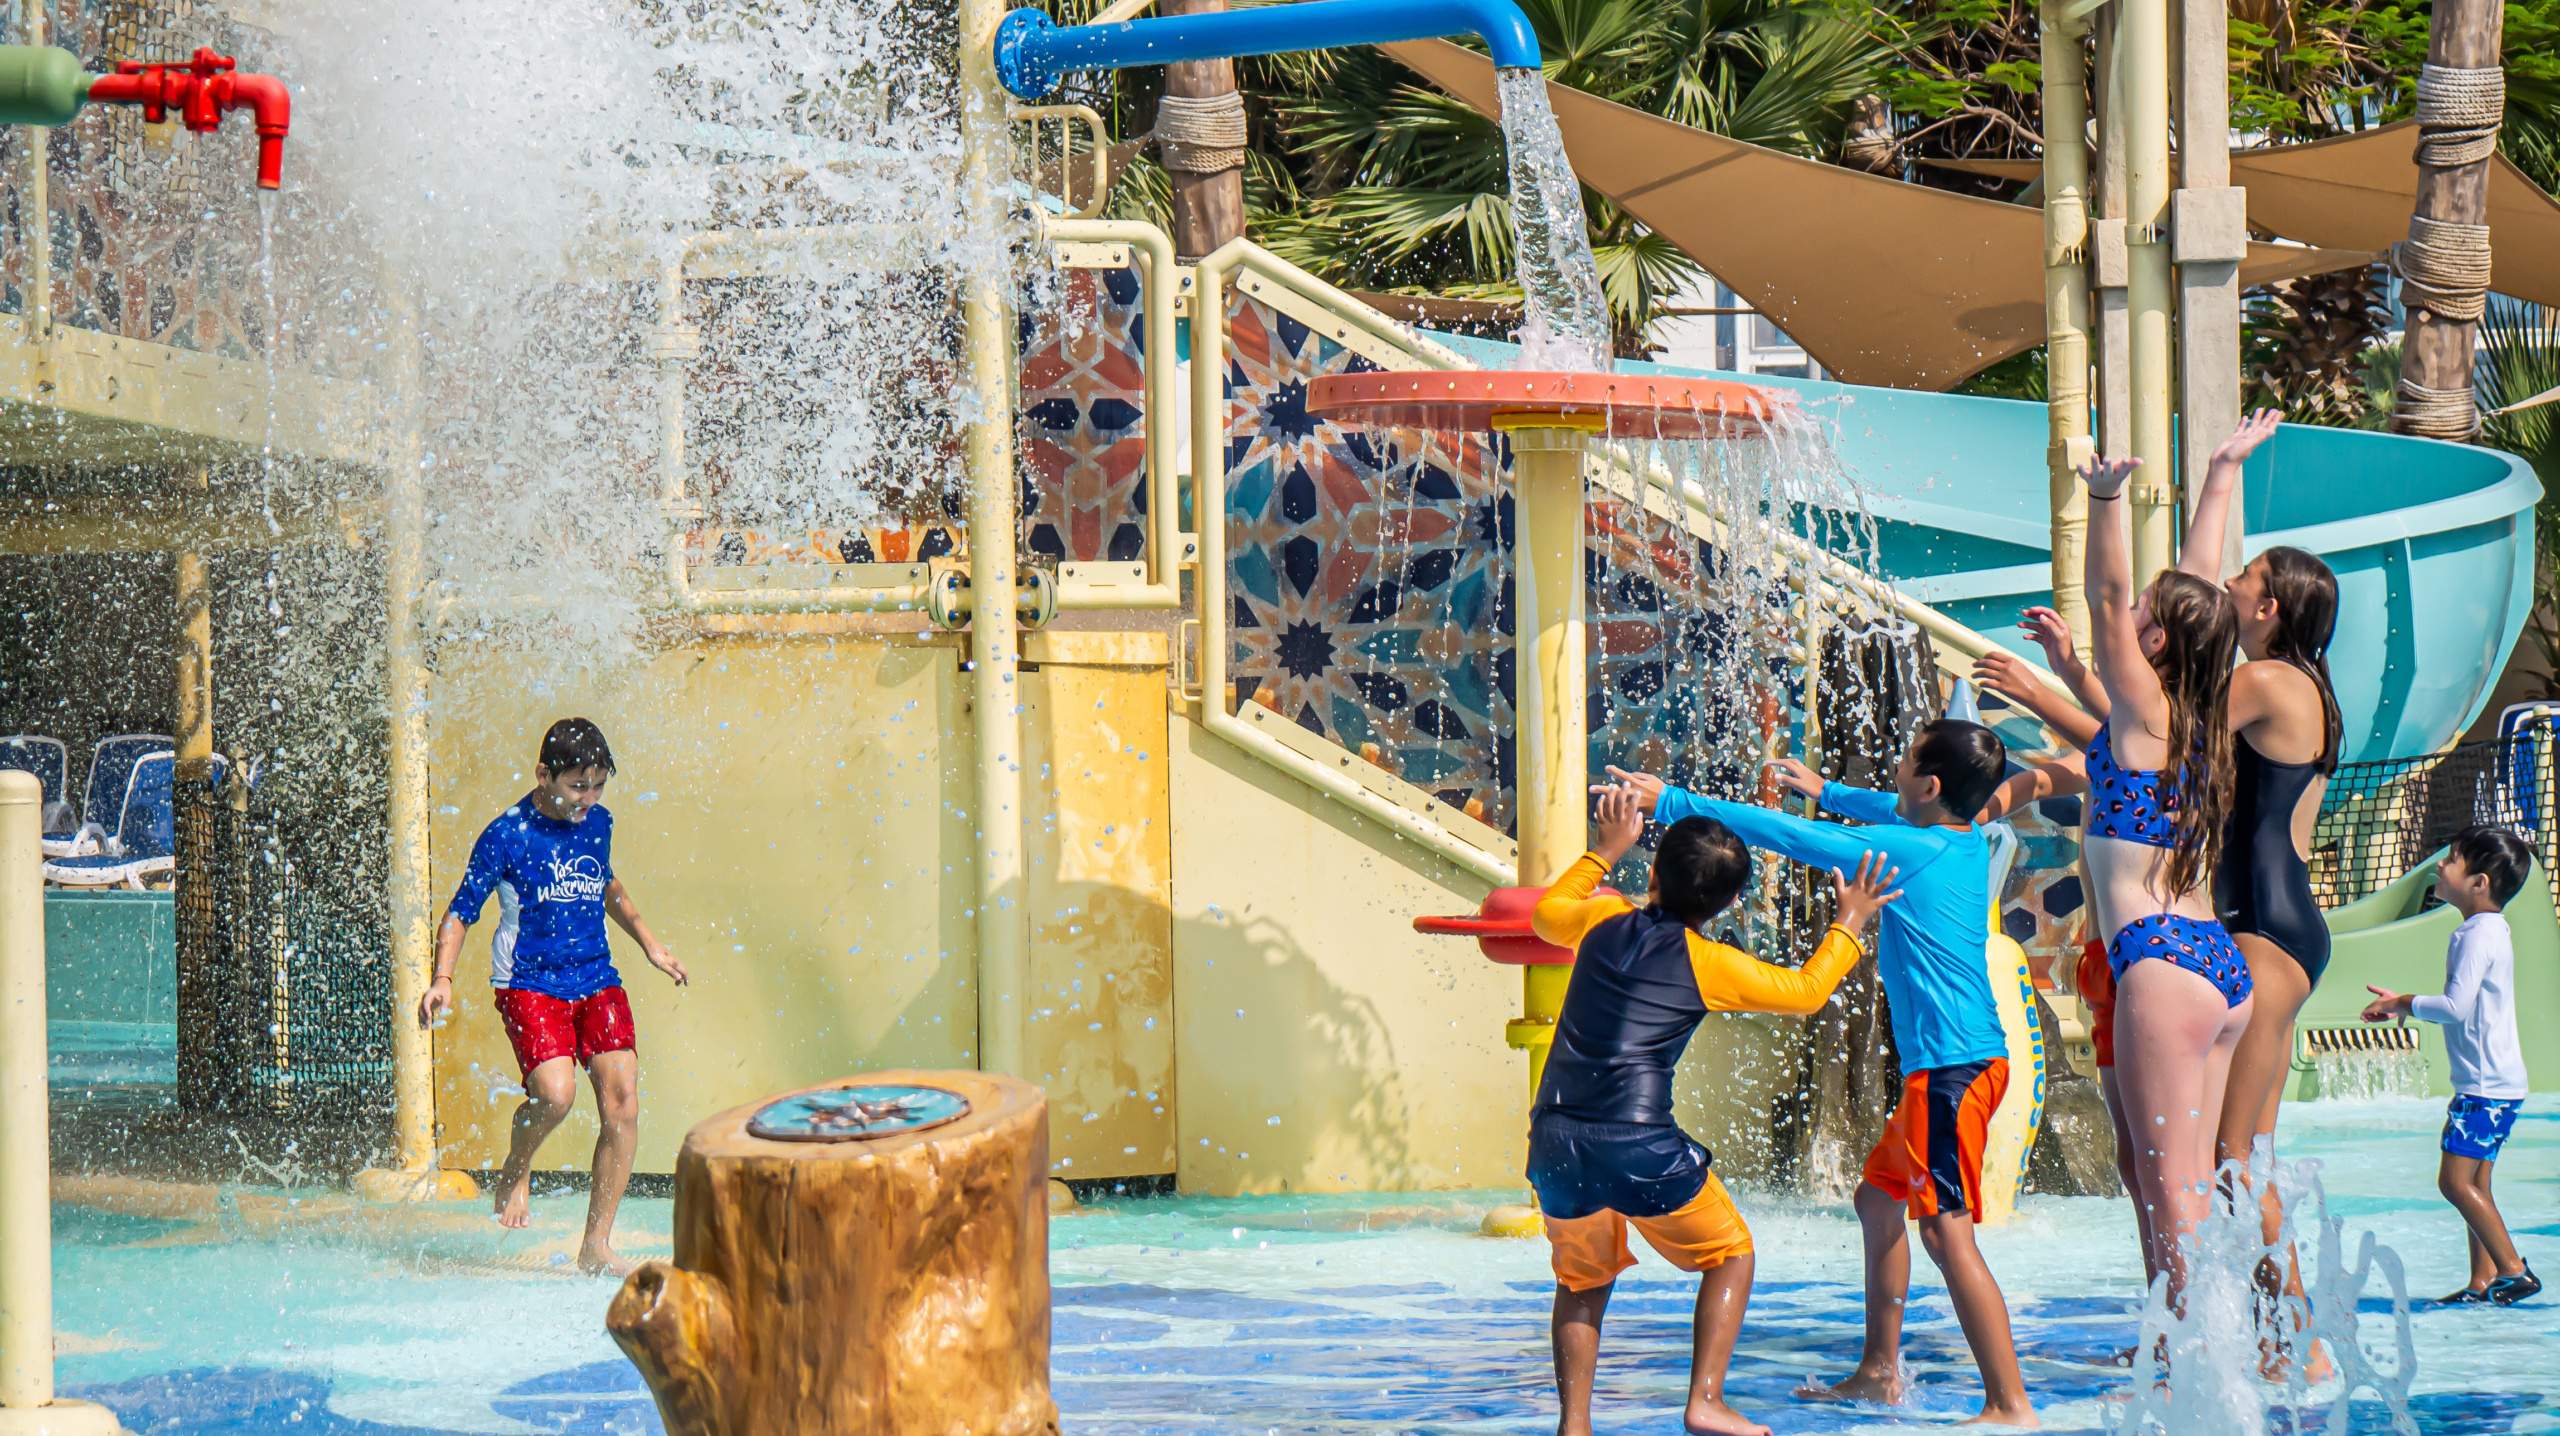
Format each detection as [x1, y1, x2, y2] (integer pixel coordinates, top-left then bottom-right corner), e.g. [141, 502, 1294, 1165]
[607, 1069, 1058, 1436]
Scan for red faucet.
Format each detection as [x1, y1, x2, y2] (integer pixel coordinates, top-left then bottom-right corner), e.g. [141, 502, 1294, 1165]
[83, 47, 289, 189]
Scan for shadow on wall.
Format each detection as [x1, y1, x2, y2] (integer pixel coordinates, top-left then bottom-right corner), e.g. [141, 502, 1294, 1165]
[1173, 904, 1433, 1194]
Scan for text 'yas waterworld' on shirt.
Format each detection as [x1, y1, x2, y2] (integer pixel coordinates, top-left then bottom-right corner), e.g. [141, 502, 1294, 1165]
[448, 795, 620, 1001]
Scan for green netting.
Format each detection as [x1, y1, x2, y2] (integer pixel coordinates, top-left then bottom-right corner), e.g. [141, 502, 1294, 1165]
[174, 794, 396, 1122]
[2310, 716, 2555, 910]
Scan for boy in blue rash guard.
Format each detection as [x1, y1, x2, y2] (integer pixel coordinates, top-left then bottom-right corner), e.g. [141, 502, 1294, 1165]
[418, 718, 688, 1275]
[1602, 718, 2038, 1429]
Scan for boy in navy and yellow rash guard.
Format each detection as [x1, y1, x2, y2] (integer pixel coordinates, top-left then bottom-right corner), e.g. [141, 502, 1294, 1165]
[1529, 786, 1901, 1436]
[1604, 718, 2039, 1429]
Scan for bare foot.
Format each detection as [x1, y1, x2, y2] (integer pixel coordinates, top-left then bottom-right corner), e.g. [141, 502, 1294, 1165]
[1959, 1402, 2041, 1428]
[578, 1245, 634, 1277]
[1794, 1369, 1902, 1405]
[1683, 1396, 1771, 1436]
[493, 1176, 531, 1230]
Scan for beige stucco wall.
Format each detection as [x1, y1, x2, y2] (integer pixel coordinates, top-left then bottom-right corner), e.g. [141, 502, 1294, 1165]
[427, 630, 980, 1172]
[422, 622, 1810, 1190]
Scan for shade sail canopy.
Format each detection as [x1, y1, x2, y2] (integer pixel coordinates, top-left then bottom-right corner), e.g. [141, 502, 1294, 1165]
[1383, 38, 2372, 390]
[1929, 125, 2560, 308]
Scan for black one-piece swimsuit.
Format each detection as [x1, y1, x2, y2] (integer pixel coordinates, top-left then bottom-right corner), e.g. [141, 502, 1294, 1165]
[2216, 734, 2331, 986]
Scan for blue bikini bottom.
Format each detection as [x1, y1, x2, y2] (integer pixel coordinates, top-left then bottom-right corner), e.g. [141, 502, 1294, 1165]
[2107, 912, 2252, 1008]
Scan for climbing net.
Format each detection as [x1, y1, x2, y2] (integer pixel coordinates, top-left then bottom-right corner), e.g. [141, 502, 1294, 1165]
[2310, 710, 2559, 909]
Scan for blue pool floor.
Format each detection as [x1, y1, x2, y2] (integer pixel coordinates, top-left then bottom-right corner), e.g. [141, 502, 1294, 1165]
[49, 1096, 2560, 1434]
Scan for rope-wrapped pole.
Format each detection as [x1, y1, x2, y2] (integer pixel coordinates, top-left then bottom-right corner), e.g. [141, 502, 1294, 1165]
[2391, 1, 2505, 440]
[1158, 0, 1246, 262]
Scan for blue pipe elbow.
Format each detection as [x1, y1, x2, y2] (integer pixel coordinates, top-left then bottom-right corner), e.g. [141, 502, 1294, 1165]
[994, 0, 1541, 101]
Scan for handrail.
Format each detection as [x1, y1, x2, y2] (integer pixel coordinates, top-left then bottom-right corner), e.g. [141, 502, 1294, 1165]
[1179, 238, 2082, 879]
[656, 226, 934, 614]
[1011, 102, 1111, 219]
[1039, 217, 1193, 609]
[1191, 238, 1519, 884]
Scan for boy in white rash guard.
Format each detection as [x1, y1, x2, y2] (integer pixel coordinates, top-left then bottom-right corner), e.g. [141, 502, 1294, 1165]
[2364, 825, 2538, 1306]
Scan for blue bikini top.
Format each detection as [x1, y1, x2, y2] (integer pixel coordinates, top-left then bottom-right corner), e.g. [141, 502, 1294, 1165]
[2084, 723, 2179, 848]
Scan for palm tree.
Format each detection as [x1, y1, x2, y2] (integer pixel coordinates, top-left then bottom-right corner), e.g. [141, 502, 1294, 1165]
[2477, 300, 2560, 694]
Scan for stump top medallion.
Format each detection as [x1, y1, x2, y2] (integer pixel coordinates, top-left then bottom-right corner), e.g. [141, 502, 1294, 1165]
[745, 1083, 972, 1142]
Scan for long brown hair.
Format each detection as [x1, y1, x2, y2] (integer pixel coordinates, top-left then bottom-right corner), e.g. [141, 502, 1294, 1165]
[2147, 571, 2239, 895]
[2257, 546, 2343, 772]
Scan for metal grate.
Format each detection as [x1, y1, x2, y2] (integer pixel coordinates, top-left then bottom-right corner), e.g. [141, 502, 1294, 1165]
[2299, 1024, 2420, 1056]
[174, 794, 395, 1122]
[2310, 713, 2554, 910]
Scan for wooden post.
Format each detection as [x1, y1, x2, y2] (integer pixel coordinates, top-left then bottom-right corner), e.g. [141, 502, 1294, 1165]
[2391, 0, 2504, 439]
[607, 1071, 1058, 1436]
[2173, 0, 2245, 578]
[2041, 4, 2094, 651]
[1159, 0, 1246, 262]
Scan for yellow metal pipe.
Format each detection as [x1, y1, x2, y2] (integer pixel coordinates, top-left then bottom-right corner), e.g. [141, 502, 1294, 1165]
[173, 551, 213, 782]
[1040, 217, 1193, 607]
[0, 772, 44, 1410]
[961, 0, 1030, 1078]
[382, 282, 437, 1182]
[2040, 3, 2096, 654]
[2123, 0, 2177, 581]
[1505, 424, 1590, 891]
[1189, 238, 1517, 884]
[0, 773, 119, 1432]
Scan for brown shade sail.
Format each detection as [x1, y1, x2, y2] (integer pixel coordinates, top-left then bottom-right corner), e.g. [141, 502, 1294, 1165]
[1382, 38, 2373, 390]
[1928, 126, 2560, 308]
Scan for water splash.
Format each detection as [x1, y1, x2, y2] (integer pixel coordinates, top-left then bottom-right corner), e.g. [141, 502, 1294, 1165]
[1494, 68, 1610, 373]
[2109, 1148, 2416, 1436]
[2306, 1049, 2431, 1101]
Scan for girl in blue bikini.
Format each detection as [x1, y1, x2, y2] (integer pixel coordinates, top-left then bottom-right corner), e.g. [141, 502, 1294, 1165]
[1983, 451, 2251, 1306]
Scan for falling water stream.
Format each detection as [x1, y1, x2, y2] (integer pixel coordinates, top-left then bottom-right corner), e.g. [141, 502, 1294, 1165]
[1494, 68, 1612, 372]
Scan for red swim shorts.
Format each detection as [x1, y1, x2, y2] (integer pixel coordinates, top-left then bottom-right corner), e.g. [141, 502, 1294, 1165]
[1863, 1057, 2009, 1218]
[2075, 939, 2116, 1068]
[495, 985, 635, 1076]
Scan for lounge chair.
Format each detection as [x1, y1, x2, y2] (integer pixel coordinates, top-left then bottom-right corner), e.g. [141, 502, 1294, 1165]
[44, 751, 177, 890]
[48, 733, 173, 858]
[0, 735, 74, 839]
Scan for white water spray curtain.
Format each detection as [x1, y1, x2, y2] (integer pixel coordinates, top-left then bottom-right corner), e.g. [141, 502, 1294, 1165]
[1382, 39, 2384, 391]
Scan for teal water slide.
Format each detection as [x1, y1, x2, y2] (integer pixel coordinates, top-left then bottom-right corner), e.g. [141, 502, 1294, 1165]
[1431, 334, 2541, 764]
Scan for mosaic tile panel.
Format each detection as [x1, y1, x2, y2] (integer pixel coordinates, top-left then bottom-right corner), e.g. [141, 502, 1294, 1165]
[1024, 268, 2093, 969]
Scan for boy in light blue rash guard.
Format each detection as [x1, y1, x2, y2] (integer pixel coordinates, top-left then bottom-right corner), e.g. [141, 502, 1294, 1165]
[418, 717, 688, 1276]
[1602, 718, 2038, 1429]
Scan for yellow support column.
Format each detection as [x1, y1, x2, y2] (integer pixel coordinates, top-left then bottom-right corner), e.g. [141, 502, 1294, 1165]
[2123, 0, 2178, 581]
[354, 284, 471, 1204]
[2040, 3, 2096, 651]
[960, 0, 1029, 1079]
[0, 772, 123, 1435]
[1499, 416, 1597, 1100]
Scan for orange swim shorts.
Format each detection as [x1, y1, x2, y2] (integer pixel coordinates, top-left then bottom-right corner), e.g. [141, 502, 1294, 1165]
[1863, 1056, 2009, 1218]
[1542, 1169, 1754, 1292]
[2075, 939, 2116, 1068]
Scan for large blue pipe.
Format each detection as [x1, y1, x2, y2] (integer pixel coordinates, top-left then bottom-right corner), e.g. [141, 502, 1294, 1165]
[993, 0, 1542, 101]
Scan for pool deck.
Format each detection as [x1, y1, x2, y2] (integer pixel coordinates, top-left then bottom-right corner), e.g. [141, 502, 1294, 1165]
[42, 1097, 2560, 1434]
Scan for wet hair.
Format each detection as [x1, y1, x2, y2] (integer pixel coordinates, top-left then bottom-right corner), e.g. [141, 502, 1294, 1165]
[2256, 546, 2343, 772]
[2448, 825, 2532, 907]
[1910, 719, 2007, 820]
[537, 717, 617, 778]
[2146, 571, 2240, 896]
[1655, 815, 1753, 928]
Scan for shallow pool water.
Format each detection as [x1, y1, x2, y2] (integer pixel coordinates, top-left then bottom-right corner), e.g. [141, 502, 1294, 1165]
[50, 1097, 2559, 1433]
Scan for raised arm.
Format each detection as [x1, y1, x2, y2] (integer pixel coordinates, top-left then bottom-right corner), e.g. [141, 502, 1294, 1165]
[1973, 643, 2103, 750]
[1657, 782, 1934, 875]
[2178, 408, 2281, 584]
[1688, 851, 1899, 1014]
[1533, 786, 1641, 950]
[2079, 452, 2172, 740]
[1974, 752, 2090, 824]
